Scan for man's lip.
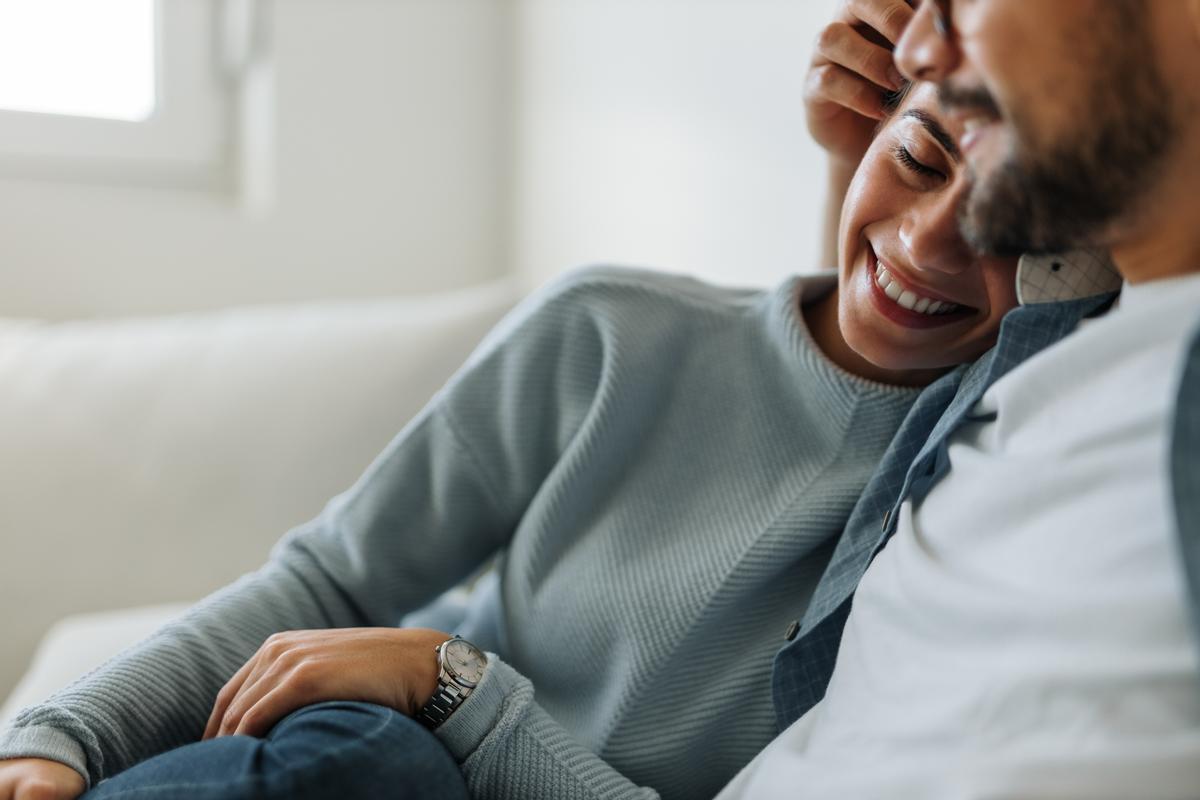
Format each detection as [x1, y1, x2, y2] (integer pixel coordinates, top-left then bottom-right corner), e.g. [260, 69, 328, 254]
[959, 117, 998, 153]
[871, 246, 976, 310]
[942, 105, 1002, 151]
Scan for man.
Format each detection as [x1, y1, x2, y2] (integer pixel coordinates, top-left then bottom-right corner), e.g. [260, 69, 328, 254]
[720, 0, 1200, 796]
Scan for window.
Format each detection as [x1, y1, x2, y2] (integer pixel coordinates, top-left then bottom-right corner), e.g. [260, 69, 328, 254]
[0, 0, 271, 196]
[0, 0, 157, 121]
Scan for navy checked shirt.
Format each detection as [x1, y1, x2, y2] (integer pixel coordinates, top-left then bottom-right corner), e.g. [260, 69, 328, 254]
[771, 252, 1200, 730]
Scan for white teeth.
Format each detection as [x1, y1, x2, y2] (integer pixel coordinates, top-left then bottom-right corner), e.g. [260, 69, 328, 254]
[873, 263, 962, 316]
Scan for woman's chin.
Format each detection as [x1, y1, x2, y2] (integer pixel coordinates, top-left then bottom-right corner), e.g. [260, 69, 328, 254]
[842, 325, 950, 383]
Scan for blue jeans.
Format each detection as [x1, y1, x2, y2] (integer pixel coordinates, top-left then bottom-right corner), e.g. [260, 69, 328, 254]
[81, 701, 469, 800]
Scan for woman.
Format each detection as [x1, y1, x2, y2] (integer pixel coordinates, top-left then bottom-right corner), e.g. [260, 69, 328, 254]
[0, 3, 1019, 799]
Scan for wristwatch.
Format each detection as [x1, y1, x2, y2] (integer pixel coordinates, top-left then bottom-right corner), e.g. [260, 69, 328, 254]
[416, 635, 489, 729]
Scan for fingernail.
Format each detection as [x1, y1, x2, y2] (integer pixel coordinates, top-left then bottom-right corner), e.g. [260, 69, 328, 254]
[888, 66, 905, 90]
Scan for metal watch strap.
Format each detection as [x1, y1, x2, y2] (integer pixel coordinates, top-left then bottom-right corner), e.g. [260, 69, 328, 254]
[417, 678, 469, 728]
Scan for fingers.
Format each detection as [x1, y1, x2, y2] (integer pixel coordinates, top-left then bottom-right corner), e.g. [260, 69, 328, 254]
[214, 643, 298, 738]
[0, 759, 86, 800]
[815, 20, 905, 93]
[224, 655, 327, 738]
[231, 683, 306, 739]
[203, 632, 293, 740]
[837, 0, 915, 46]
[202, 650, 261, 740]
[13, 780, 78, 800]
[216, 657, 294, 738]
[807, 62, 890, 122]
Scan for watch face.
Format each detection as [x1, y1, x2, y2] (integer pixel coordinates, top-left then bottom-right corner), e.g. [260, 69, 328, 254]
[442, 638, 487, 687]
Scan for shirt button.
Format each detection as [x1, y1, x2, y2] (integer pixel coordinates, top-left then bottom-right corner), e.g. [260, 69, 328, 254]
[784, 620, 800, 641]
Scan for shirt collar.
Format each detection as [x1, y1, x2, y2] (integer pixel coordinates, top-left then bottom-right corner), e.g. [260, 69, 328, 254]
[1016, 249, 1123, 305]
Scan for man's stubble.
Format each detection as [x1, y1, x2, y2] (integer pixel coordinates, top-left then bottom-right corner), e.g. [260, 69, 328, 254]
[950, 1, 1177, 257]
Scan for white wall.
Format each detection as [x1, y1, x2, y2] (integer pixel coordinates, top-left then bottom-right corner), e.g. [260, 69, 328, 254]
[0, 0, 512, 320]
[511, 0, 839, 291]
[0, 0, 842, 318]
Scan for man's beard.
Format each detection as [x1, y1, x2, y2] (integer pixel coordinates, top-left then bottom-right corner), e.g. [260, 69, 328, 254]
[944, 4, 1176, 257]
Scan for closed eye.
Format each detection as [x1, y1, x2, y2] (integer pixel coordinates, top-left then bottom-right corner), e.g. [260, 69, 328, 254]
[892, 143, 944, 180]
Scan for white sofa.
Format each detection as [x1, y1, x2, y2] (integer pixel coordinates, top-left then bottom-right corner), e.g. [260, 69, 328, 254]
[0, 281, 520, 727]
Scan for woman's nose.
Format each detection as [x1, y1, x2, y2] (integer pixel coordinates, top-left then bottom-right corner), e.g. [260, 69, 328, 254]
[899, 192, 974, 275]
[895, 1, 960, 84]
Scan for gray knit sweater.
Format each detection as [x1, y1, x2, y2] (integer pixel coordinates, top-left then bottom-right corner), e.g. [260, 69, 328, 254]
[0, 267, 919, 799]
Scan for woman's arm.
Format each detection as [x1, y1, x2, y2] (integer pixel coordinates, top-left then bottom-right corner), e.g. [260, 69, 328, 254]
[0, 274, 603, 791]
[0, 267, 697, 800]
[0, 401, 511, 790]
[821, 158, 860, 269]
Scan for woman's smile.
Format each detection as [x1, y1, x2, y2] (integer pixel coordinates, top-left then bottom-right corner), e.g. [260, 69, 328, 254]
[866, 244, 978, 331]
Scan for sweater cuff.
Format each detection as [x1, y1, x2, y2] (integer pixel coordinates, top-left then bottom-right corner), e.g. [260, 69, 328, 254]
[434, 653, 521, 762]
[0, 724, 90, 789]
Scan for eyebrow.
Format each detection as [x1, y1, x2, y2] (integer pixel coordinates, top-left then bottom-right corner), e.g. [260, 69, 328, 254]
[901, 109, 961, 163]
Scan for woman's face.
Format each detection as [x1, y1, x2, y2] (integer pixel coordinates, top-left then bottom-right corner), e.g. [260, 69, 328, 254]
[837, 81, 1019, 373]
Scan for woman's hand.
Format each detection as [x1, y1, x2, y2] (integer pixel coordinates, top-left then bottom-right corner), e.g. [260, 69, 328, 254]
[0, 758, 85, 800]
[806, 0, 915, 169]
[202, 627, 451, 740]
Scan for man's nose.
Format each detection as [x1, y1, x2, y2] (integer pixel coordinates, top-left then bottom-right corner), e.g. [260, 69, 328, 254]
[895, 1, 959, 83]
[900, 191, 973, 275]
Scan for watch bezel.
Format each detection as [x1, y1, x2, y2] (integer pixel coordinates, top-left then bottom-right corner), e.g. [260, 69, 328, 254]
[439, 637, 487, 689]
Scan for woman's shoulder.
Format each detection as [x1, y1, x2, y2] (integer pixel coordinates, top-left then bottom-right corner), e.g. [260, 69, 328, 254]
[532, 264, 771, 319]
[463, 265, 811, 384]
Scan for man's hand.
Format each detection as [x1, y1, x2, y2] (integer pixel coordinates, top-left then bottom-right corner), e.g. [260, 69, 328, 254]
[202, 627, 451, 740]
[0, 758, 85, 800]
[806, 0, 915, 168]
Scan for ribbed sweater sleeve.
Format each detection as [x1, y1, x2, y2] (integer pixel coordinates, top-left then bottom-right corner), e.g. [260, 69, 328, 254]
[0, 401, 512, 788]
[439, 659, 659, 800]
[0, 273, 615, 790]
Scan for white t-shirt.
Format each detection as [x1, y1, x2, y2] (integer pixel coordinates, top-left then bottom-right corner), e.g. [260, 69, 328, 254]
[719, 272, 1200, 800]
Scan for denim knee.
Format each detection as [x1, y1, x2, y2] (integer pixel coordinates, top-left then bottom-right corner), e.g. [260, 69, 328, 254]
[265, 701, 468, 800]
[84, 701, 469, 800]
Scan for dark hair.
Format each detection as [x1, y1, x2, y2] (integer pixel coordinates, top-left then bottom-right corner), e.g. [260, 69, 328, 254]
[874, 80, 915, 138]
[882, 80, 914, 116]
